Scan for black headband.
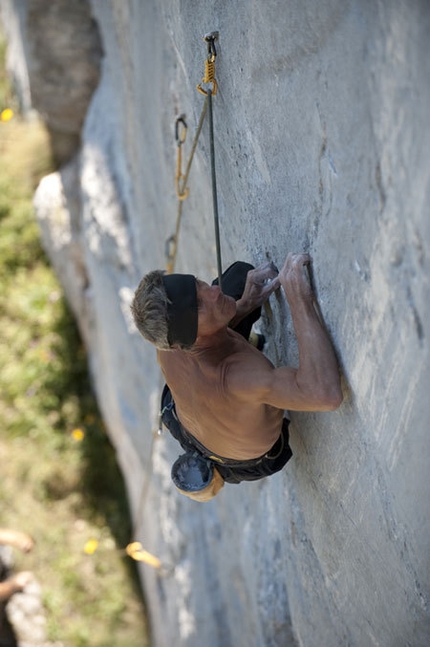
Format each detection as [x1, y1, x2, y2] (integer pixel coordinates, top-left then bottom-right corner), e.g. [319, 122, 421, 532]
[162, 274, 198, 349]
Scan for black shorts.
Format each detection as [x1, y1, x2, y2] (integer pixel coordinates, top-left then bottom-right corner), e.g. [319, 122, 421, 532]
[161, 385, 292, 485]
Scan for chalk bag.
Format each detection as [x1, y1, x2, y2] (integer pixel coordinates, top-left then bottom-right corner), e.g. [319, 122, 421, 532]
[171, 452, 224, 502]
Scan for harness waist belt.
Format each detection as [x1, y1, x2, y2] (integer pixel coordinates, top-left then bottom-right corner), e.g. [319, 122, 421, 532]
[179, 421, 285, 466]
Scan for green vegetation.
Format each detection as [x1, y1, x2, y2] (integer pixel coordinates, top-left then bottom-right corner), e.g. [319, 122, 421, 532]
[0, 31, 149, 647]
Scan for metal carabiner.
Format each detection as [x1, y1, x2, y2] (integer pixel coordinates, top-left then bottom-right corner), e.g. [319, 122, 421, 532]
[175, 114, 187, 146]
[203, 31, 219, 62]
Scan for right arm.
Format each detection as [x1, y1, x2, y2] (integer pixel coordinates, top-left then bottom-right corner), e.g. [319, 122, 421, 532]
[0, 572, 33, 601]
[274, 253, 343, 410]
[0, 529, 34, 552]
[229, 254, 343, 412]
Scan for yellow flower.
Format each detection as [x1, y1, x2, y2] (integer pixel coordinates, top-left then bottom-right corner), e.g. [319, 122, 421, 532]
[84, 539, 99, 555]
[72, 428, 85, 441]
[1, 108, 14, 122]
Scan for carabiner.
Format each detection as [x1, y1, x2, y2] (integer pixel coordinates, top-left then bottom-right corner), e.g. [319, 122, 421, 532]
[203, 31, 219, 62]
[175, 114, 187, 146]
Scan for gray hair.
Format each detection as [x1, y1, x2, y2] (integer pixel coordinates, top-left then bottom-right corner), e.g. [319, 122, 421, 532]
[130, 270, 171, 350]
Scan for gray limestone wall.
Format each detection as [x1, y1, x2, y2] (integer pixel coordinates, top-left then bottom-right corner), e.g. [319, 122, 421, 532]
[1, 1, 430, 646]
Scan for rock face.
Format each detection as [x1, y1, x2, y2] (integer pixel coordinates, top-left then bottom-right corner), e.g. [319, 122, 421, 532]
[1, 0, 102, 163]
[2, 1, 430, 646]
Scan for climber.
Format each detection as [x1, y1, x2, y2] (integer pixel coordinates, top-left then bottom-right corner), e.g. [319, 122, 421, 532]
[0, 528, 34, 645]
[131, 253, 343, 501]
[0, 529, 34, 602]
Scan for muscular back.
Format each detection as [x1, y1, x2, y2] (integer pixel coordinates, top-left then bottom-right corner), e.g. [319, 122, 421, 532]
[157, 328, 285, 460]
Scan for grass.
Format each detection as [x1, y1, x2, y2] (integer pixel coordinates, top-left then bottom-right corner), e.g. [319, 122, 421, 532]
[0, 31, 149, 647]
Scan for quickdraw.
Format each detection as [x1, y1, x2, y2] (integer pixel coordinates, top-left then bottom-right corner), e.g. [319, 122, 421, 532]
[165, 30, 222, 288]
[196, 31, 219, 96]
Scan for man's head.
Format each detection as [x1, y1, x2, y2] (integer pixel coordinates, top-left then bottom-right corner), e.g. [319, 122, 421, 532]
[131, 270, 198, 350]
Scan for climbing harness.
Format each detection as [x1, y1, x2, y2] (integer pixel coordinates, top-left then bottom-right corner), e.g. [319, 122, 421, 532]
[165, 31, 223, 289]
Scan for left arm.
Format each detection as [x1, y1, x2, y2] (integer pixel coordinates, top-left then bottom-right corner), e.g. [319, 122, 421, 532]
[0, 529, 34, 552]
[228, 262, 279, 329]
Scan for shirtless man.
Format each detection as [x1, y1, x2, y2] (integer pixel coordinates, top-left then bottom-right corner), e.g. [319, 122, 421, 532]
[131, 253, 342, 501]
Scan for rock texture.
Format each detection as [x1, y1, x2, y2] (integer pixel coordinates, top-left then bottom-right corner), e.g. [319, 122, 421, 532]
[1, 0, 103, 163]
[2, 1, 430, 646]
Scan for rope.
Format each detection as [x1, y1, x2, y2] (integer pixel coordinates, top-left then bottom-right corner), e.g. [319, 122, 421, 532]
[166, 30, 221, 277]
[207, 88, 223, 289]
[127, 32, 222, 567]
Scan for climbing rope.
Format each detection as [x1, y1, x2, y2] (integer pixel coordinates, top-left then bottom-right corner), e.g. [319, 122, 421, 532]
[127, 32, 222, 568]
[207, 86, 223, 290]
[165, 31, 222, 288]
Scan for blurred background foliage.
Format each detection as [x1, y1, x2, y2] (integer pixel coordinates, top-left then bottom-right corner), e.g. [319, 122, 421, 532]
[0, 30, 149, 647]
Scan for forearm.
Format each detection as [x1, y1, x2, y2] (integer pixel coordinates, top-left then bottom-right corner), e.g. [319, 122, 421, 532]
[289, 297, 342, 409]
[0, 580, 19, 601]
[0, 529, 33, 551]
[0, 528, 19, 546]
[228, 262, 279, 329]
[0, 572, 32, 601]
[228, 298, 251, 329]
